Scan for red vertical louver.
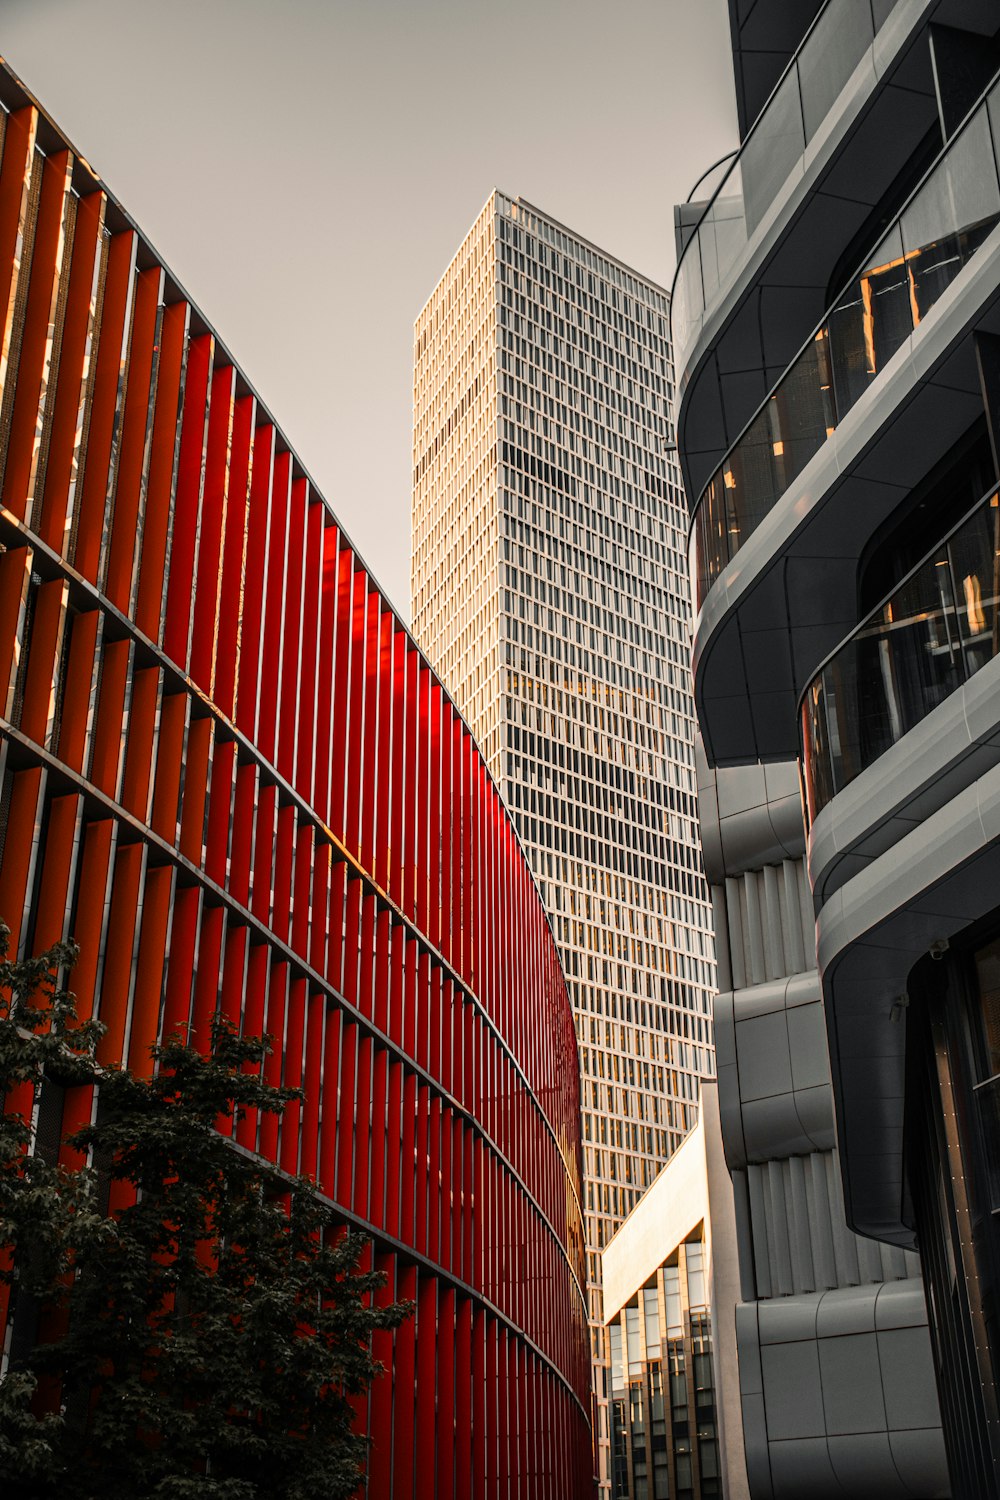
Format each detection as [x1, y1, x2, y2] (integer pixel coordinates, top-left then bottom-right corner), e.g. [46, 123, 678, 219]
[0, 62, 593, 1497]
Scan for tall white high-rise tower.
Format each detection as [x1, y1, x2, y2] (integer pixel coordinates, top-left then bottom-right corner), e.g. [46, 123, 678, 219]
[411, 191, 715, 1492]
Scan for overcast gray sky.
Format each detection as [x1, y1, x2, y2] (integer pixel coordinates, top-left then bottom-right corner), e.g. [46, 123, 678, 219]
[1, 0, 737, 621]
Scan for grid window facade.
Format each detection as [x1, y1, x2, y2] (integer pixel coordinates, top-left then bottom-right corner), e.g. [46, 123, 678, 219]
[412, 191, 716, 1492]
[607, 1233, 720, 1500]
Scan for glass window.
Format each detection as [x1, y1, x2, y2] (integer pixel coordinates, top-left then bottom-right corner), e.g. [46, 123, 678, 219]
[881, 545, 964, 733]
[948, 494, 1000, 677]
[802, 486, 1000, 820]
[626, 1303, 643, 1374]
[826, 246, 886, 417]
[860, 225, 915, 378]
[611, 1397, 629, 1500]
[676, 1436, 694, 1499]
[669, 1339, 688, 1425]
[686, 1239, 707, 1308]
[664, 1262, 682, 1335]
[725, 397, 785, 554]
[649, 1362, 665, 1426]
[609, 1319, 625, 1395]
[643, 1284, 661, 1359]
[975, 936, 1000, 1078]
[902, 111, 1000, 324]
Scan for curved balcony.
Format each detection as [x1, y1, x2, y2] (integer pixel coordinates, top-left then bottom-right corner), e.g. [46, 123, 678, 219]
[672, 0, 901, 377]
[801, 482, 1000, 821]
[689, 73, 1000, 615]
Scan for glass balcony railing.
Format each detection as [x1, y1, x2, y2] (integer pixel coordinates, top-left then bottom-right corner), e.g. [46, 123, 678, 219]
[672, 0, 900, 372]
[688, 76, 1000, 615]
[800, 484, 1000, 821]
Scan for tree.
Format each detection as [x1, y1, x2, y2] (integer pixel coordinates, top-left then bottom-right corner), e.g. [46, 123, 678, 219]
[0, 925, 411, 1498]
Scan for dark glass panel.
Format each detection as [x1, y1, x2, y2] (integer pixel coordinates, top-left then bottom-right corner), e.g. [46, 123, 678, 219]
[802, 490, 1000, 819]
[862, 233, 915, 377]
[691, 473, 729, 612]
[725, 403, 781, 553]
[880, 546, 963, 735]
[769, 329, 836, 491]
[974, 938, 1000, 1080]
[827, 280, 873, 417]
[800, 682, 838, 812]
[948, 495, 1000, 677]
[871, 0, 899, 25]
[903, 111, 1000, 325]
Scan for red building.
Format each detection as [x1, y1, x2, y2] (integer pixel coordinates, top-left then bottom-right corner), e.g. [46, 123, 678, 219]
[0, 62, 593, 1497]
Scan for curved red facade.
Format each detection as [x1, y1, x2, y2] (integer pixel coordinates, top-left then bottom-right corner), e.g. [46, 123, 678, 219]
[0, 64, 593, 1496]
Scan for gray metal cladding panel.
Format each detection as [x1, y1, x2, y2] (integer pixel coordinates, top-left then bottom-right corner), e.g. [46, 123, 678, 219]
[720, 969, 836, 1162]
[880, 1325, 947, 1431]
[767, 1437, 841, 1498]
[786, 997, 830, 1091]
[700, 754, 803, 856]
[888, 1428, 953, 1498]
[818, 1331, 887, 1434]
[827, 1432, 926, 1497]
[735, 1009, 793, 1100]
[760, 1339, 825, 1440]
[738, 1281, 949, 1497]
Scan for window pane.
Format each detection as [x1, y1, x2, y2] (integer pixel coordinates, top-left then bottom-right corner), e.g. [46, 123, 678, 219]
[626, 1304, 642, 1373]
[975, 936, 1000, 1078]
[664, 1263, 682, 1335]
[902, 111, 1000, 323]
[948, 494, 1000, 677]
[686, 1241, 707, 1307]
[742, 69, 805, 235]
[797, 0, 875, 142]
[643, 1285, 661, 1359]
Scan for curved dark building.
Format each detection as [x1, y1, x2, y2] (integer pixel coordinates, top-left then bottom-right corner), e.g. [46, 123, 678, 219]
[0, 61, 593, 1497]
[672, 0, 1000, 1495]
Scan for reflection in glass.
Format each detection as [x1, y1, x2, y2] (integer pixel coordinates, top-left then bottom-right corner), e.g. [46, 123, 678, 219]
[611, 1395, 629, 1499]
[974, 1075, 1000, 1212]
[626, 1303, 643, 1374]
[643, 1283, 661, 1359]
[801, 489, 1000, 820]
[664, 1261, 682, 1336]
[741, 69, 804, 236]
[974, 937, 1000, 1078]
[691, 79, 1000, 612]
[673, 0, 897, 366]
[685, 1241, 707, 1308]
[609, 1319, 625, 1395]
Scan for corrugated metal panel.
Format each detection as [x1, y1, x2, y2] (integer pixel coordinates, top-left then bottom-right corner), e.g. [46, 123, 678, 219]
[724, 859, 813, 989]
[747, 1150, 919, 1298]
